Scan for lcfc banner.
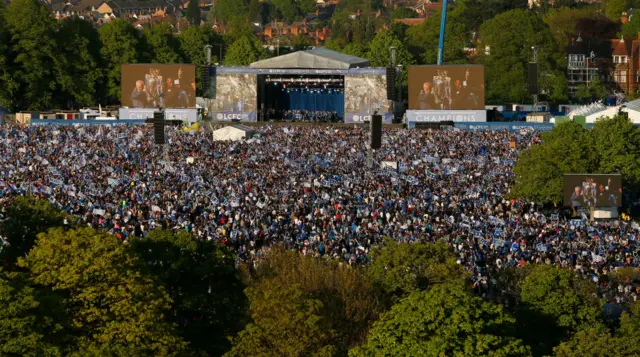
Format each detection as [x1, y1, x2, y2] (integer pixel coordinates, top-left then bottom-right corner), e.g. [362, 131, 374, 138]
[344, 113, 393, 124]
[119, 108, 199, 123]
[406, 110, 487, 123]
[213, 112, 258, 122]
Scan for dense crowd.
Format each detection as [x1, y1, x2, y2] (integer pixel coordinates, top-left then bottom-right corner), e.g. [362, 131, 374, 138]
[1, 124, 639, 306]
[263, 109, 341, 123]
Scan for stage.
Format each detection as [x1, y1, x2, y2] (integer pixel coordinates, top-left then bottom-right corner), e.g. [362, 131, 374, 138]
[205, 48, 394, 123]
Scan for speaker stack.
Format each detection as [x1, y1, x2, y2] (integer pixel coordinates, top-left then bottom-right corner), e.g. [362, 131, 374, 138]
[370, 114, 382, 150]
[527, 63, 538, 95]
[386, 67, 397, 101]
[153, 111, 165, 145]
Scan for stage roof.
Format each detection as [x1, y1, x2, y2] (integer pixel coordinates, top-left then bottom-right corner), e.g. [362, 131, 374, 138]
[250, 47, 370, 69]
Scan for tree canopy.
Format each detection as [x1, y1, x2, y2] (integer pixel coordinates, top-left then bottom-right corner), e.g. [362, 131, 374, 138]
[350, 283, 532, 357]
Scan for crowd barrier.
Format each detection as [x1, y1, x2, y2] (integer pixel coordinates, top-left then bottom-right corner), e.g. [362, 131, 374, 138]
[29, 119, 146, 126]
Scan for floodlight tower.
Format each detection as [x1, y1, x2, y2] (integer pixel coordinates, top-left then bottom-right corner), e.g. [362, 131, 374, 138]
[437, 0, 449, 65]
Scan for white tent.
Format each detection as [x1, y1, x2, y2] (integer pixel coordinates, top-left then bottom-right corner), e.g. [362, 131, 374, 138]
[212, 125, 256, 141]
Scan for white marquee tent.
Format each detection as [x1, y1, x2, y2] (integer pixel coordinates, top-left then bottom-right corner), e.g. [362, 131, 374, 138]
[250, 47, 370, 69]
[212, 125, 256, 141]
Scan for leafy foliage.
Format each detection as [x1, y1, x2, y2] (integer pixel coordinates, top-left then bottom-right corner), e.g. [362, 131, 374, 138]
[479, 9, 567, 103]
[20, 227, 188, 356]
[131, 229, 247, 357]
[1, 197, 67, 269]
[405, 7, 467, 65]
[366, 30, 415, 85]
[520, 265, 603, 332]
[186, 0, 201, 25]
[512, 121, 593, 204]
[366, 238, 465, 300]
[350, 283, 532, 357]
[513, 116, 640, 204]
[228, 249, 382, 354]
[0, 271, 66, 356]
[224, 35, 267, 66]
[225, 282, 337, 357]
[145, 23, 184, 64]
[98, 19, 144, 105]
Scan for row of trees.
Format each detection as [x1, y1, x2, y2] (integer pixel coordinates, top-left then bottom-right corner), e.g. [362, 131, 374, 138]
[513, 115, 640, 206]
[2, 196, 640, 356]
[0, 0, 270, 112]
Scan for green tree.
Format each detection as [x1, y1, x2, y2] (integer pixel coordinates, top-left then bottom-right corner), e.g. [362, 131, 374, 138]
[131, 229, 247, 357]
[622, 10, 640, 36]
[601, 0, 630, 22]
[144, 23, 184, 64]
[1, 197, 66, 269]
[512, 121, 593, 204]
[454, 0, 528, 32]
[367, 30, 415, 85]
[367, 239, 464, 300]
[214, 0, 249, 22]
[0, 2, 15, 110]
[299, 0, 316, 14]
[272, 0, 300, 22]
[520, 265, 602, 332]
[350, 283, 532, 357]
[98, 19, 144, 105]
[0, 271, 66, 356]
[245, 249, 382, 353]
[186, 0, 201, 25]
[341, 43, 368, 58]
[406, 7, 467, 65]
[53, 18, 103, 109]
[574, 84, 592, 103]
[20, 227, 188, 356]
[391, 7, 417, 19]
[224, 35, 267, 66]
[590, 115, 640, 194]
[4, 0, 57, 111]
[225, 281, 337, 357]
[292, 34, 312, 50]
[479, 9, 567, 104]
[544, 8, 619, 50]
[590, 78, 607, 99]
[180, 26, 220, 65]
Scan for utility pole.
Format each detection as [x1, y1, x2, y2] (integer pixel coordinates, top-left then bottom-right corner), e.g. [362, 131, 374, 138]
[437, 0, 449, 65]
[203, 45, 213, 120]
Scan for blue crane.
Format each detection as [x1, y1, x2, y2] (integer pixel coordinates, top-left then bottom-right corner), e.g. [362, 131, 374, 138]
[437, 0, 448, 65]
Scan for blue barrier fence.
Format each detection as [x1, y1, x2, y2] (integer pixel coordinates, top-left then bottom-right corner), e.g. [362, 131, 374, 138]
[30, 119, 146, 126]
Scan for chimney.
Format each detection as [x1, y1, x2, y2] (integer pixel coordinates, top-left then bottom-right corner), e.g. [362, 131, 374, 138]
[637, 32, 640, 40]
[316, 8, 319, 16]
[571, 37, 574, 45]
[357, 9, 361, 16]
[622, 11, 629, 24]
[302, 18, 307, 25]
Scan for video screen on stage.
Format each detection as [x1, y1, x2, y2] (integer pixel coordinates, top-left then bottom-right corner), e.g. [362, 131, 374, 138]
[210, 74, 257, 121]
[121, 64, 196, 108]
[408, 65, 484, 110]
[344, 75, 391, 118]
[563, 174, 622, 207]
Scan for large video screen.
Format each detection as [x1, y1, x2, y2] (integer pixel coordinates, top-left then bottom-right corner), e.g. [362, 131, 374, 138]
[408, 65, 485, 110]
[344, 75, 392, 123]
[210, 74, 257, 122]
[563, 174, 622, 207]
[121, 64, 196, 108]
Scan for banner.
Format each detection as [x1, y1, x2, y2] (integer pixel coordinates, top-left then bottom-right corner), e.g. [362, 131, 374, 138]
[30, 119, 145, 126]
[213, 112, 258, 122]
[344, 113, 393, 124]
[406, 110, 487, 123]
[453, 122, 555, 131]
[119, 108, 198, 123]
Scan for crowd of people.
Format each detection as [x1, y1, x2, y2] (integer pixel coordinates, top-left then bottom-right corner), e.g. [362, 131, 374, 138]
[262, 109, 341, 123]
[1, 124, 639, 307]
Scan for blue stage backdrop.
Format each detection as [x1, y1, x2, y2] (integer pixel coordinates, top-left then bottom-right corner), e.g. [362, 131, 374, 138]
[280, 89, 344, 115]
